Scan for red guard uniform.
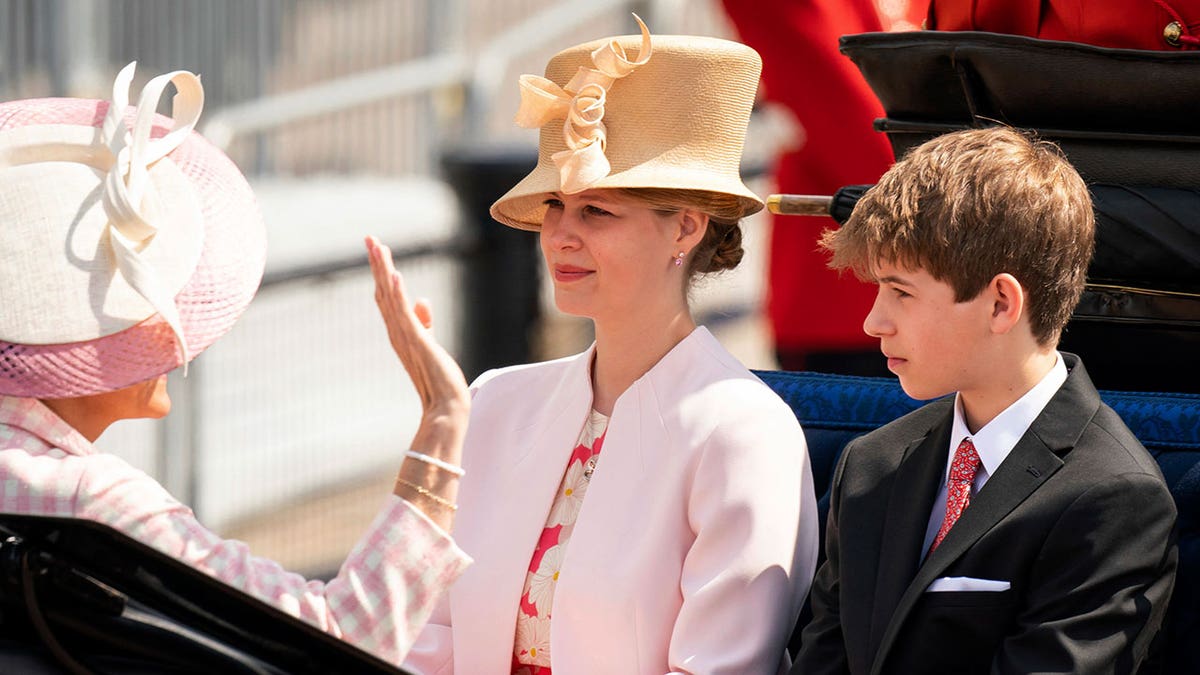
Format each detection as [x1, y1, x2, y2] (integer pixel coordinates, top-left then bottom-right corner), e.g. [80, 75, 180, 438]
[721, 0, 922, 373]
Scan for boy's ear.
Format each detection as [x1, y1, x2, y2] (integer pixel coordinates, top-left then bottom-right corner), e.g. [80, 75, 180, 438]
[988, 273, 1025, 335]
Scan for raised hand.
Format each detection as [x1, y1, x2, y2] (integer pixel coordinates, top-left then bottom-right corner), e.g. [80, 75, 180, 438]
[366, 235, 469, 529]
[366, 235, 469, 415]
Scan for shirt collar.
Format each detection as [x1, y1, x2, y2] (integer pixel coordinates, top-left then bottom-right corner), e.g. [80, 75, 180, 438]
[947, 352, 1068, 482]
[0, 395, 97, 457]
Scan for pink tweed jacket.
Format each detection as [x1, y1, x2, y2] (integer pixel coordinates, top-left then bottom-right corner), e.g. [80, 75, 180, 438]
[0, 395, 470, 665]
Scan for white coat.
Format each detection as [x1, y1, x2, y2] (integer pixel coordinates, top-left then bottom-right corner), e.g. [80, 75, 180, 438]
[404, 327, 819, 674]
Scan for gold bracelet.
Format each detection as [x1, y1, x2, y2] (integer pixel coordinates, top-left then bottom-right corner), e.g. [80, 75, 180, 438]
[395, 477, 458, 511]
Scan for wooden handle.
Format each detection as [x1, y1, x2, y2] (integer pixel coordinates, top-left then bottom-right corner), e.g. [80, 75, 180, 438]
[766, 194, 833, 216]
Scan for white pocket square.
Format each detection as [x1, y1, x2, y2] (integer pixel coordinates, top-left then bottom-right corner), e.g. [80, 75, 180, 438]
[926, 576, 1011, 592]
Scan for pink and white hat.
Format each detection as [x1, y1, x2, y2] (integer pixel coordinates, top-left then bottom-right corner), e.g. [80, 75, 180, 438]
[0, 63, 266, 398]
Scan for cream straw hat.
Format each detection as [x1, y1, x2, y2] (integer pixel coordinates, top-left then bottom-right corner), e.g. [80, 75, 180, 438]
[490, 17, 765, 231]
[0, 63, 266, 398]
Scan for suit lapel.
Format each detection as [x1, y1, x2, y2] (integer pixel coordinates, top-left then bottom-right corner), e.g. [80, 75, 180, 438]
[923, 439, 1062, 572]
[868, 354, 1099, 675]
[867, 417, 950, 659]
[917, 355, 1099, 586]
[869, 442, 1063, 675]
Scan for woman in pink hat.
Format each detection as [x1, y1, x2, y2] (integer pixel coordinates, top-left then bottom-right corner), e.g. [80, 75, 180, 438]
[403, 18, 820, 675]
[0, 63, 472, 665]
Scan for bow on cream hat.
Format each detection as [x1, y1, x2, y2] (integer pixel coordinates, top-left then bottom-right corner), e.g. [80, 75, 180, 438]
[490, 17, 765, 231]
[0, 62, 266, 398]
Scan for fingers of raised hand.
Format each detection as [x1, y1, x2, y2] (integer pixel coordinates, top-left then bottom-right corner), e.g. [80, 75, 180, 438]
[366, 235, 389, 284]
[365, 236, 468, 408]
[366, 236, 419, 326]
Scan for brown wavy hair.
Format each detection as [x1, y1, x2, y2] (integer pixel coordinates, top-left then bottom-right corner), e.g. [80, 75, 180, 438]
[820, 127, 1094, 346]
[617, 188, 745, 277]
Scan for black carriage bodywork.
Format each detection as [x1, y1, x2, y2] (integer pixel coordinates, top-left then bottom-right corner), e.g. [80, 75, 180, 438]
[0, 515, 411, 674]
[824, 31, 1200, 393]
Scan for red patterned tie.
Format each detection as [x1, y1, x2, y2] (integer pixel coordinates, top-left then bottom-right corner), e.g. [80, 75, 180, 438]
[928, 438, 982, 555]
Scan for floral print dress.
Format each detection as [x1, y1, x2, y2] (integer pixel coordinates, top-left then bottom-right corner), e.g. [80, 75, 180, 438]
[511, 409, 609, 674]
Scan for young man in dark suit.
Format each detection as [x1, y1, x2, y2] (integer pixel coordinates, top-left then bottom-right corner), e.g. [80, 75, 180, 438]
[792, 127, 1177, 674]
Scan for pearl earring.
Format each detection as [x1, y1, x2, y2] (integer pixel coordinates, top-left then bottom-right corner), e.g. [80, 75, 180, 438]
[674, 251, 685, 267]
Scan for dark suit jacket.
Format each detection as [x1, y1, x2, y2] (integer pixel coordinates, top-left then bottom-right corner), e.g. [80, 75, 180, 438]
[792, 354, 1178, 674]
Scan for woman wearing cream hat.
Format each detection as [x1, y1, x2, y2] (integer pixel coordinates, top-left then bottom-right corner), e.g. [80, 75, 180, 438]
[0, 63, 473, 665]
[403, 18, 820, 675]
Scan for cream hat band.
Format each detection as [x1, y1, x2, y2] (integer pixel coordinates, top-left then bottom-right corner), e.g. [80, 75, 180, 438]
[1, 63, 204, 368]
[514, 15, 653, 194]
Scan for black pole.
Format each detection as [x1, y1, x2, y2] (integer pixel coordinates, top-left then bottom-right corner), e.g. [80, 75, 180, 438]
[441, 148, 541, 381]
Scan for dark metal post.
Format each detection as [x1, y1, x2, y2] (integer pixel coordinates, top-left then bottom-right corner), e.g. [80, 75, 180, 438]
[441, 148, 541, 381]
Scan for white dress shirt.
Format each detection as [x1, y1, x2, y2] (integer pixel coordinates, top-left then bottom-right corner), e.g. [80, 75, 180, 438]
[921, 353, 1069, 555]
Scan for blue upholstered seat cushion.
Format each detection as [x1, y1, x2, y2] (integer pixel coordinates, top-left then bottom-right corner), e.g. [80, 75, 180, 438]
[754, 369, 1200, 488]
